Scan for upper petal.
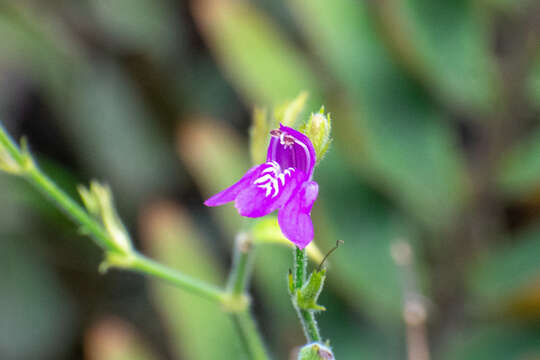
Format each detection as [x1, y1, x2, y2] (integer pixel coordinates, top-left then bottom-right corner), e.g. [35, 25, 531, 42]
[277, 180, 319, 249]
[267, 124, 316, 179]
[204, 164, 264, 207]
[235, 164, 305, 218]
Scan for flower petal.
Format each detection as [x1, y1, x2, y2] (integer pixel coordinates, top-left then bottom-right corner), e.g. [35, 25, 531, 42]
[267, 124, 316, 179]
[278, 180, 318, 249]
[204, 164, 264, 207]
[235, 167, 305, 218]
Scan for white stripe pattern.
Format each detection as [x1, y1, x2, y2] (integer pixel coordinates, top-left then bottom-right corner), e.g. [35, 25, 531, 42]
[253, 161, 295, 198]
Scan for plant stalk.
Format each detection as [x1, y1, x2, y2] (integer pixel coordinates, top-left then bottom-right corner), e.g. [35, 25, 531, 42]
[293, 246, 322, 343]
[226, 231, 270, 359]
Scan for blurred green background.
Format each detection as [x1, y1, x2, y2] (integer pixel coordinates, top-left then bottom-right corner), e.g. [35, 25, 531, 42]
[1, 0, 540, 359]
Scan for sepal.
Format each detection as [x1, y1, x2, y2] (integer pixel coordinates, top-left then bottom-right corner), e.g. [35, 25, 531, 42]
[297, 268, 327, 312]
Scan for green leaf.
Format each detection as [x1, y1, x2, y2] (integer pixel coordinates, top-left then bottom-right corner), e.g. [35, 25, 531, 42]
[193, 0, 322, 107]
[441, 325, 540, 360]
[89, 0, 180, 59]
[314, 152, 419, 320]
[468, 223, 540, 309]
[65, 63, 182, 212]
[375, 0, 498, 113]
[250, 107, 270, 165]
[497, 129, 540, 197]
[273, 91, 309, 128]
[178, 119, 249, 237]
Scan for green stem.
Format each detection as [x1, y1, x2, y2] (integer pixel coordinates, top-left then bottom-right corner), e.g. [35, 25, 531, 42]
[230, 311, 270, 360]
[130, 253, 225, 303]
[226, 231, 270, 359]
[1, 123, 270, 357]
[292, 246, 322, 343]
[227, 232, 253, 296]
[295, 246, 306, 289]
[0, 123, 226, 303]
[26, 166, 119, 252]
[299, 309, 321, 343]
[0, 124, 24, 163]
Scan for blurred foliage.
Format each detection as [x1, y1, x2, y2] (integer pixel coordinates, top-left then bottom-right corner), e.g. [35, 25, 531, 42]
[0, 0, 540, 359]
[86, 317, 160, 360]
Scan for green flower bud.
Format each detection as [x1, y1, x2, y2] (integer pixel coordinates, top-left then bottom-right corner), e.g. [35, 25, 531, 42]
[298, 343, 334, 360]
[301, 107, 332, 162]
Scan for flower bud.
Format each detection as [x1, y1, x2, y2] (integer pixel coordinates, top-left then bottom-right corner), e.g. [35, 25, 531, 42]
[302, 107, 332, 162]
[298, 343, 334, 360]
[78, 181, 132, 254]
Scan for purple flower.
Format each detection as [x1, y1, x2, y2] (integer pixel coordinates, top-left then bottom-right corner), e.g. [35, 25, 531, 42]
[204, 124, 318, 249]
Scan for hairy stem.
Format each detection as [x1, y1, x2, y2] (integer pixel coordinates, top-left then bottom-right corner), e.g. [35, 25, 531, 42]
[295, 246, 307, 289]
[292, 246, 322, 343]
[299, 309, 321, 343]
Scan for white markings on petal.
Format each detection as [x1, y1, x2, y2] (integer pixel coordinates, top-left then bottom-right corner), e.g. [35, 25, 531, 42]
[253, 162, 295, 198]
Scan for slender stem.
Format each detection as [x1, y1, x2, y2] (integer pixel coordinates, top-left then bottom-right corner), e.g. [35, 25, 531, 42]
[226, 230, 270, 359]
[0, 123, 228, 303]
[1, 123, 271, 357]
[230, 311, 270, 360]
[299, 309, 321, 343]
[228, 232, 253, 296]
[25, 166, 119, 252]
[0, 124, 24, 163]
[131, 253, 225, 304]
[295, 246, 306, 289]
[292, 246, 322, 344]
